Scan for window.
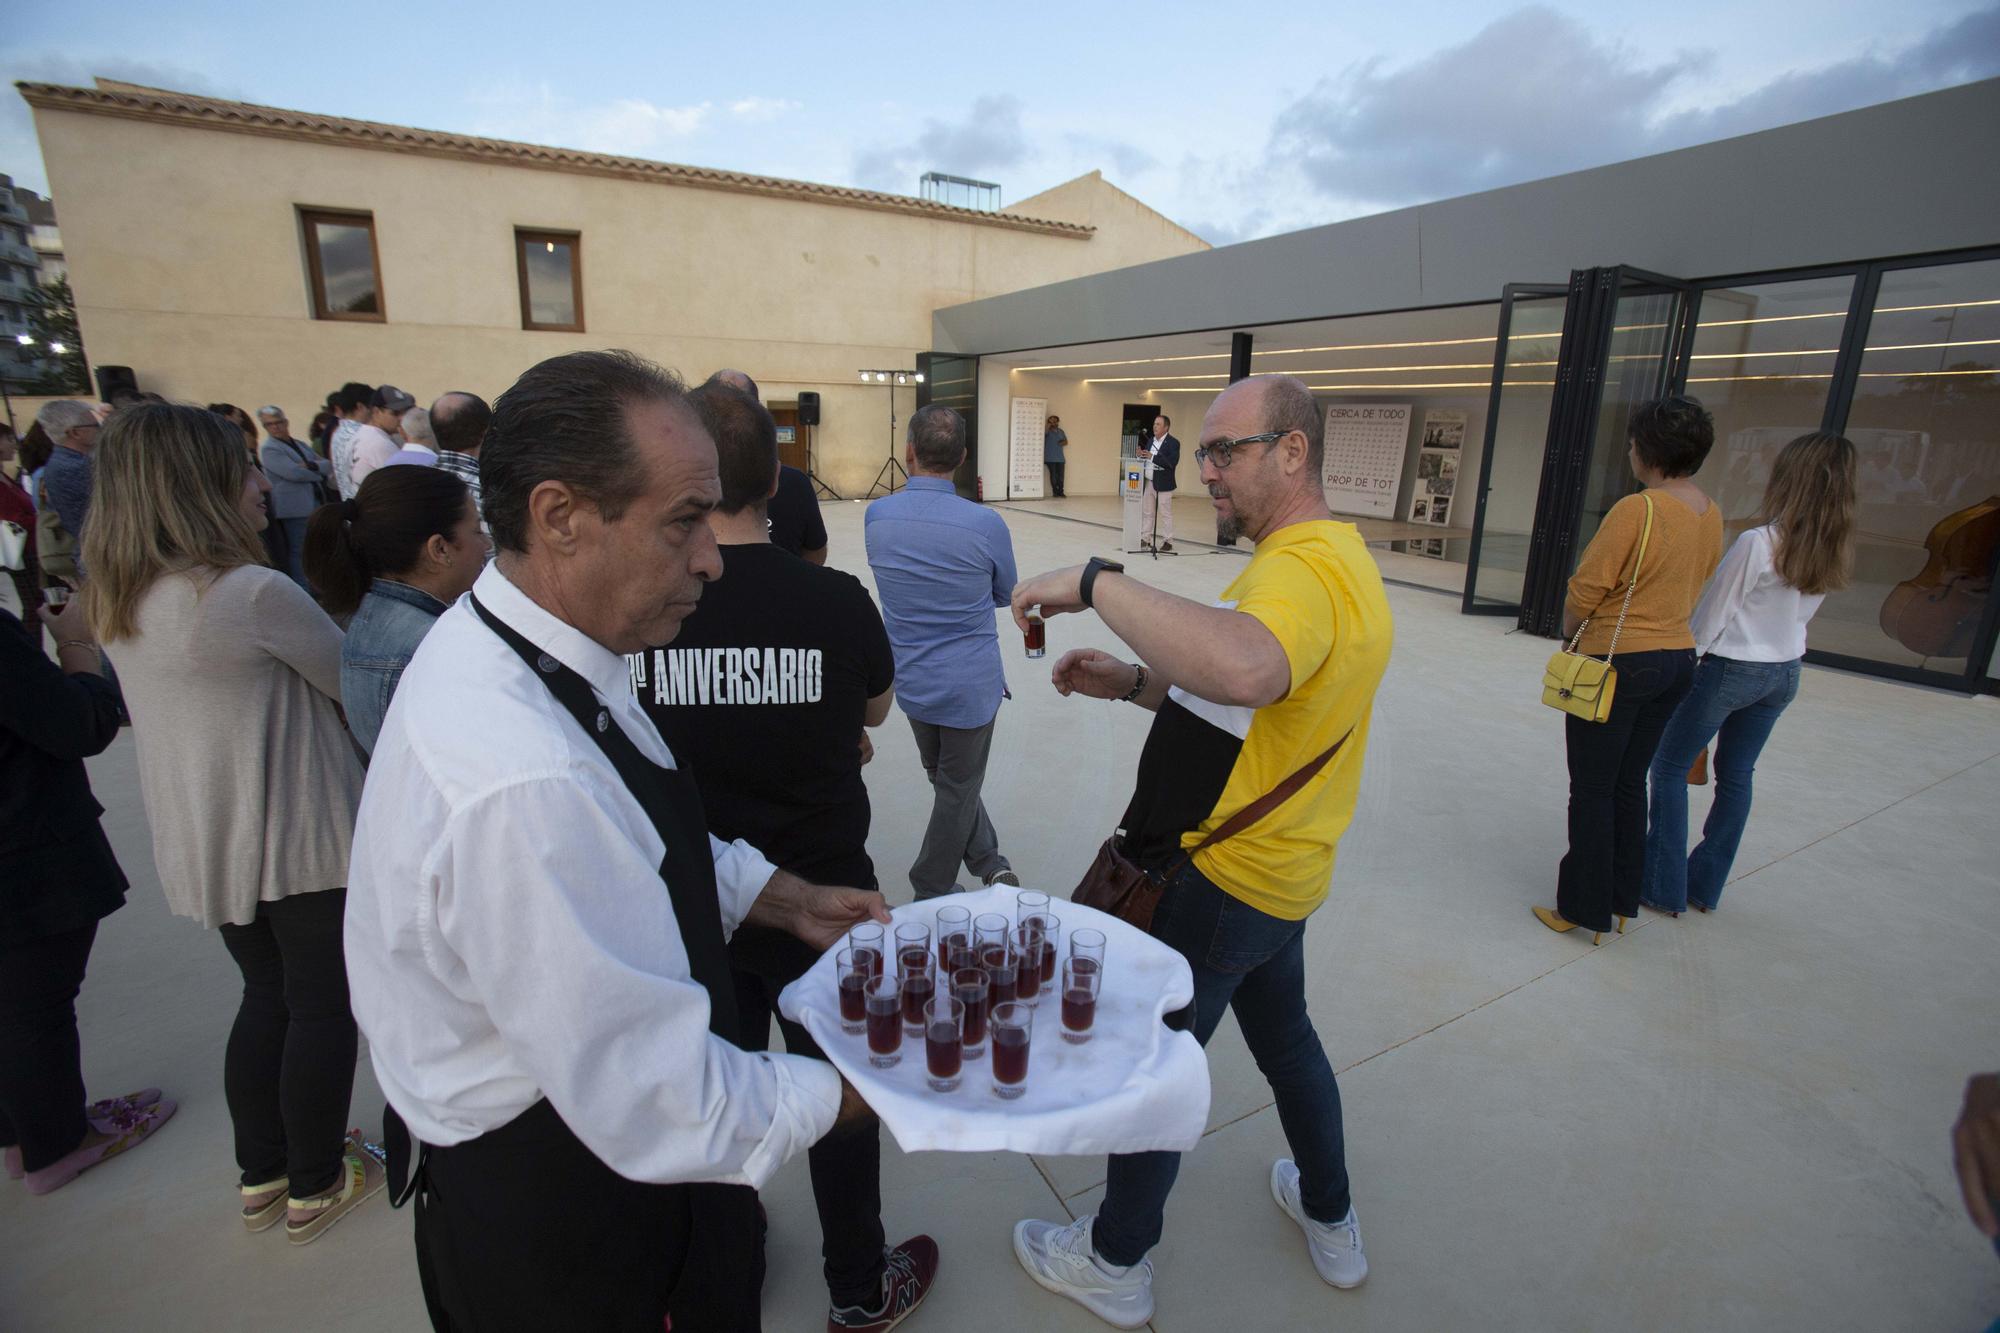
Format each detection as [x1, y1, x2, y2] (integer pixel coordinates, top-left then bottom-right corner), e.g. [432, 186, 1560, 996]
[516, 230, 583, 332]
[301, 208, 383, 321]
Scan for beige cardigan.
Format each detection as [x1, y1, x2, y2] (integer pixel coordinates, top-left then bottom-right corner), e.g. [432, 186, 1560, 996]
[113, 565, 363, 928]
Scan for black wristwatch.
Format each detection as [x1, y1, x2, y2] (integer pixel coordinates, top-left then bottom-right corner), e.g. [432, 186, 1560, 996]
[1080, 557, 1125, 610]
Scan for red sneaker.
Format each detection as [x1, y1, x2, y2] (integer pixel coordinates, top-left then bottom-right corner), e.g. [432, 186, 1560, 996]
[827, 1235, 939, 1331]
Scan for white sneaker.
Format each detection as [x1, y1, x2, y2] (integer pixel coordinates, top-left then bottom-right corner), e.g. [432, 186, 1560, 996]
[1270, 1159, 1368, 1288]
[1012, 1214, 1155, 1329]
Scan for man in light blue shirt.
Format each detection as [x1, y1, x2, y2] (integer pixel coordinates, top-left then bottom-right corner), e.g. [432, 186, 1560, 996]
[864, 405, 1020, 899]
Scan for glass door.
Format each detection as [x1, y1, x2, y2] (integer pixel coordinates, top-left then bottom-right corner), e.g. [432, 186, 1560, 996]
[917, 353, 979, 499]
[1518, 267, 1695, 636]
[1464, 284, 1567, 614]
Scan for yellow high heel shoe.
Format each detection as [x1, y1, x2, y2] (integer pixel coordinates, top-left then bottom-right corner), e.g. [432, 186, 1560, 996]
[1532, 905, 1602, 945]
[1615, 914, 1633, 934]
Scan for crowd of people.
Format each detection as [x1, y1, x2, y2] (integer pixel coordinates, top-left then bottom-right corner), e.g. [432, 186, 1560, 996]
[1, 356, 1995, 1332]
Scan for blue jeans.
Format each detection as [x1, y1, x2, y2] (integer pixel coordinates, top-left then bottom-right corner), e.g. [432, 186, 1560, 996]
[1090, 862, 1350, 1267]
[1641, 655, 1801, 913]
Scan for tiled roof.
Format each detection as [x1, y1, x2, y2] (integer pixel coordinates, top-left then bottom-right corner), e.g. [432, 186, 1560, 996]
[16, 80, 1096, 240]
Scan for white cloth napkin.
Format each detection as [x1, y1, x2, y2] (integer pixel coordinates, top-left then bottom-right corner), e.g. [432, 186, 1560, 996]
[778, 884, 1211, 1156]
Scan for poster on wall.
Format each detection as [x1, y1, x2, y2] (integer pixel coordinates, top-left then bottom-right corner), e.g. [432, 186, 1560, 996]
[1408, 408, 1465, 532]
[1008, 397, 1049, 500]
[1321, 404, 1410, 518]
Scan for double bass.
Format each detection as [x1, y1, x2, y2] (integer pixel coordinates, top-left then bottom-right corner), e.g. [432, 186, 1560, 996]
[1878, 495, 2000, 659]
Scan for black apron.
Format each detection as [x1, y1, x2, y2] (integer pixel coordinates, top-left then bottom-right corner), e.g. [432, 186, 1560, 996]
[391, 594, 763, 1332]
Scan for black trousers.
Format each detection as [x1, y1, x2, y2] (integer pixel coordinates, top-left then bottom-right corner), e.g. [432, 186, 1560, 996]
[1557, 648, 1696, 931]
[0, 922, 97, 1172]
[1046, 461, 1066, 496]
[414, 1098, 764, 1332]
[217, 887, 356, 1197]
[731, 925, 886, 1309]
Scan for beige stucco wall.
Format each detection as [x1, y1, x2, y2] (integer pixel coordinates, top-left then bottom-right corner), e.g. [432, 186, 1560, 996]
[30, 103, 1207, 497]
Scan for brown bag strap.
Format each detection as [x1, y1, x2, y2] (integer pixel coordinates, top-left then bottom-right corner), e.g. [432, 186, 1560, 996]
[1136, 729, 1355, 888]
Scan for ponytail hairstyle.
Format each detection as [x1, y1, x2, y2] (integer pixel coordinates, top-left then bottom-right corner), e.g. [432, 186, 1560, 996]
[1758, 431, 1857, 596]
[303, 465, 471, 617]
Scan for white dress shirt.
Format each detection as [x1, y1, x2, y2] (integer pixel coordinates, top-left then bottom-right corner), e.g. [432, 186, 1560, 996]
[345, 562, 842, 1188]
[1689, 524, 1825, 662]
[347, 424, 400, 490]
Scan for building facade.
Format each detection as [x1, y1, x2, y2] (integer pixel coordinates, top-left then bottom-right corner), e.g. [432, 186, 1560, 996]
[0, 175, 44, 387]
[930, 79, 2000, 695]
[19, 78, 1206, 494]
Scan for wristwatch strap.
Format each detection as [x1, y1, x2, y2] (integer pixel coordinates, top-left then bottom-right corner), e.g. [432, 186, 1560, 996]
[1080, 556, 1123, 610]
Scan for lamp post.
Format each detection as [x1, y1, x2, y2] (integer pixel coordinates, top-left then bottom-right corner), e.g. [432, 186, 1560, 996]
[857, 368, 925, 499]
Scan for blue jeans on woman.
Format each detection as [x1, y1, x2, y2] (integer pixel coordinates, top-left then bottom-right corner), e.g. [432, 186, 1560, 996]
[1090, 861, 1351, 1267]
[1641, 655, 1802, 913]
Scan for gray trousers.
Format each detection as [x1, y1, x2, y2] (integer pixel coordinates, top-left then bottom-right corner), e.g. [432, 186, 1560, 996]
[907, 715, 1012, 900]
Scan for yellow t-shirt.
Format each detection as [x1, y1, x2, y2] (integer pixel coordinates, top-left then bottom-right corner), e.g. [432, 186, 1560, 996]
[1117, 520, 1393, 921]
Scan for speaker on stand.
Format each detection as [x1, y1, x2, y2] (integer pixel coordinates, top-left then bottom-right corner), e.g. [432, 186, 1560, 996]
[96, 365, 139, 403]
[797, 391, 841, 500]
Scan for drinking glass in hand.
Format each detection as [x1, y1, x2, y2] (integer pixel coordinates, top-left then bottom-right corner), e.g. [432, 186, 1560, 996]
[835, 948, 869, 1034]
[900, 953, 935, 1036]
[953, 966, 990, 1059]
[1024, 611, 1046, 659]
[925, 996, 965, 1092]
[1013, 925, 1044, 1005]
[849, 923, 886, 980]
[865, 975, 903, 1068]
[935, 906, 972, 976]
[990, 1002, 1033, 1099]
[1061, 957, 1100, 1044]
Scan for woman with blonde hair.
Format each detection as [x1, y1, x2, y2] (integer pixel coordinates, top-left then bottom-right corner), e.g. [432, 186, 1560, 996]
[1641, 431, 1858, 916]
[82, 404, 382, 1243]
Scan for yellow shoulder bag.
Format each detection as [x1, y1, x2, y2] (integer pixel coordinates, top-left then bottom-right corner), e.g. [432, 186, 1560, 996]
[1542, 493, 1654, 723]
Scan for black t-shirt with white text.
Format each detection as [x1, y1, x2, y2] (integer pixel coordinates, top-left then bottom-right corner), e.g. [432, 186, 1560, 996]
[767, 466, 828, 558]
[628, 543, 893, 889]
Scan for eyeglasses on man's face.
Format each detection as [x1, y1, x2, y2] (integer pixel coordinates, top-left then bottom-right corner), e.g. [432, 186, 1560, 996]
[1194, 431, 1289, 470]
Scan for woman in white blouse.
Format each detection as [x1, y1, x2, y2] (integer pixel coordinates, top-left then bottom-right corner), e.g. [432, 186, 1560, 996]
[1640, 432, 1857, 916]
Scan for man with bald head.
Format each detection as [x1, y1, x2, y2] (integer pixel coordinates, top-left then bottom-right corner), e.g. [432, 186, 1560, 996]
[704, 369, 829, 563]
[1008, 375, 1394, 1325]
[429, 391, 490, 520]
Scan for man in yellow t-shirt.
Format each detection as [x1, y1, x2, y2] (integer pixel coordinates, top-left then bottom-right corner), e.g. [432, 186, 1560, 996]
[1008, 374, 1393, 1326]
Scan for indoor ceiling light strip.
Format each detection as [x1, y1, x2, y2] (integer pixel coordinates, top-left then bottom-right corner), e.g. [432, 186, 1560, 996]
[1084, 361, 1501, 384]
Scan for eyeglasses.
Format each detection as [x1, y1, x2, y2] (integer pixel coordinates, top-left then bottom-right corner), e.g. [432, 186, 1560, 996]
[1194, 431, 1288, 470]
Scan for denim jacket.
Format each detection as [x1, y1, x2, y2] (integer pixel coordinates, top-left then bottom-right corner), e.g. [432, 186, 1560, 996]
[342, 579, 448, 756]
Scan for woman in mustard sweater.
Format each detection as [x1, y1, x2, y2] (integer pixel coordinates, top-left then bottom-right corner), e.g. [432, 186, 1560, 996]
[1535, 396, 1724, 943]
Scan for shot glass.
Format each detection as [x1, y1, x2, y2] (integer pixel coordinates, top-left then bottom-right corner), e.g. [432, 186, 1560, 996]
[1024, 610, 1046, 659]
[900, 952, 936, 1037]
[935, 906, 972, 976]
[849, 923, 886, 980]
[924, 996, 965, 1092]
[1029, 913, 1060, 986]
[895, 922, 932, 975]
[43, 583, 71, 611]
[1015, 891, 1051, 927]
[982, 941, 1019, 1008]
[1012, 924, 1045, 1005]
[952, 966, 990, 1059]
[974, 913, 1011, 959]
[990, 1002, 1033, 1099]
[1060, 956, 1101, 1044]
[1070, 928, 1107, 980]
[864, 975, 903, 1068]
[835, 948, 869, 1035]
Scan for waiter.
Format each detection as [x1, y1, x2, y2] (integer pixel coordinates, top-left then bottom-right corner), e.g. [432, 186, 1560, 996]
[346, 349, 886, 1331]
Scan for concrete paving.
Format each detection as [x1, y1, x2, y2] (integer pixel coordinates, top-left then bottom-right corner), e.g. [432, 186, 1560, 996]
[3, 496, 1997, 1331]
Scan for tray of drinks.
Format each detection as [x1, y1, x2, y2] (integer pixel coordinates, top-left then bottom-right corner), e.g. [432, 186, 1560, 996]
[777, 884, 1211, 1157]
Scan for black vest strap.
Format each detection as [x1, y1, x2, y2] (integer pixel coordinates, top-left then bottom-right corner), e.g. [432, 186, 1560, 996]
[470, 592, 740, 1044]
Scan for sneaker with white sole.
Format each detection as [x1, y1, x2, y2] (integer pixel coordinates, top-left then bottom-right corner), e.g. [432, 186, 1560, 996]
[1012, 1214, 1154, 1329]
[1270, 1159, 1367, 1287]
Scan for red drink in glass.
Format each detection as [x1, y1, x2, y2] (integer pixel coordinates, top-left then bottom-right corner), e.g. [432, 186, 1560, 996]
[838, 973, 866, 1027]
[924, 996, 964, 1092]
[937, 932, 969, 975]
[899, 946, 930, 977]
[990, 1002, 1032, 1098]
[953, 968, 989, 1057]
[1061, 988, 1096, 1037]
[1024, 613, 1045, 658]
[901, 969, 934, 1035]
[1060, 958, 1100, 1044]
[865, 976, 902, 1068]
[852, 946, 883, 979]
[982, 946, 1018, 1006]
[1013, 927, 1043, 1004]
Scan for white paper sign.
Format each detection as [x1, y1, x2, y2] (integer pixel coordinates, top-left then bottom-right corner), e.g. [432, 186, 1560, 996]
[1009, 397, 1048, 500]
[1322, 403, 1410, 518]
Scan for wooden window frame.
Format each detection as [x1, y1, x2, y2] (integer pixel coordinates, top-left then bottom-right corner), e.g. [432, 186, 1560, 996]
[300, 207, 386, 323]
[515, 229, 585, 333]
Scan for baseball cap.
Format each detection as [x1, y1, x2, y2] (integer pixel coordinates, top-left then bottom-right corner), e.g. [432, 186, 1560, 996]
[372, 385, 416, 413]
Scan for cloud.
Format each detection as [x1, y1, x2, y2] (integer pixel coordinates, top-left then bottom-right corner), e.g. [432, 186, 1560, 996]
[0, 55, 236, 193]
[728, 97, 801, 123]
[467, 85, 717, 158]
[854, 94, 1028, 192]
[1262, 2, 2000, 220]
[1064, 134, 1157, 180]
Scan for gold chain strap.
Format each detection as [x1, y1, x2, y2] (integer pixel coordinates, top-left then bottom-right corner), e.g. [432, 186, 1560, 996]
[1565, 493, 1656, 664]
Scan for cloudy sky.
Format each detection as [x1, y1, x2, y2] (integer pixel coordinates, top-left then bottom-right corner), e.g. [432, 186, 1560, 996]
[4, 1, 1997, 246]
